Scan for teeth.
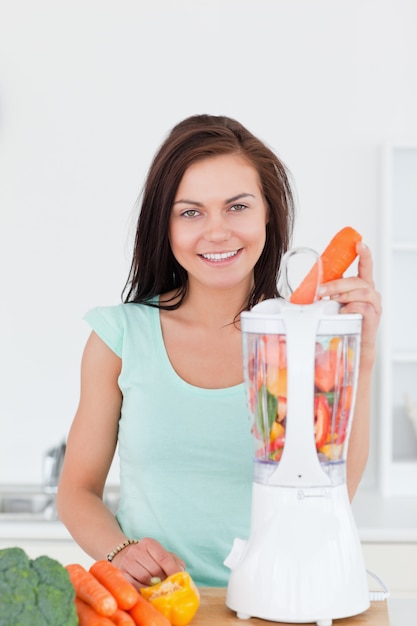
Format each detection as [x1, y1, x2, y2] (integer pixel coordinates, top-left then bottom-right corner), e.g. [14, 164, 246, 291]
[201, 250, 239, 261]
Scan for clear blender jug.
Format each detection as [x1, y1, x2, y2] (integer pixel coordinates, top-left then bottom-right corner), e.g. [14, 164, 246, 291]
[225, 294, 370, 625]
[245, 299, 360, 488]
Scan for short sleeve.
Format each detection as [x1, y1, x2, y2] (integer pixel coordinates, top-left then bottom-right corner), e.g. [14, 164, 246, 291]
[83, 305, 124, 357]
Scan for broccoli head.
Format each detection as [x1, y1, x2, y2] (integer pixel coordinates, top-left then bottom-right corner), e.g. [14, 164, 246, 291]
[0, 547, 77, 626]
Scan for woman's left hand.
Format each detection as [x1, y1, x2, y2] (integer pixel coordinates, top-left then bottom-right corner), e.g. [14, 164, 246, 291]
[319, 241, 382, 368]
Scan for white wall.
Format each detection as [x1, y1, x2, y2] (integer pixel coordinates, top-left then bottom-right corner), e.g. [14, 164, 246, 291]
[1, 0, 417, 485]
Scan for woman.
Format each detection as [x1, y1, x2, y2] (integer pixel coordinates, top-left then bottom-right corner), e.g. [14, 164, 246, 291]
[57, 114, 381, 589]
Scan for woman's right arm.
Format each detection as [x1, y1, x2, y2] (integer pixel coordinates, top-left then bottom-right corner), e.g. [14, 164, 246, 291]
[56, 331, 185, 587]
[56, 331, 127, 559]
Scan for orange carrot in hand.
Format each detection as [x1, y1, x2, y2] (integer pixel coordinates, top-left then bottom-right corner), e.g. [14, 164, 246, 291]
[129, 594, 171, 626]
[75, 597, 116, 625]
[66, 563, 118, 617]
[289, 226, 362, 304]
[110, 608, 136, 625]
[90, 560, 140, 610]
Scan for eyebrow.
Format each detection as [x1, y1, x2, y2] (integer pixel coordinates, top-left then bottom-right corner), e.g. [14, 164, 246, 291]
[173, 192, 256, 206]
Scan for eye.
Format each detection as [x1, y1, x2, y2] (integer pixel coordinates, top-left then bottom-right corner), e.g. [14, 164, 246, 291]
[229, 203, 247, 212]
[181, 209, 201, 218]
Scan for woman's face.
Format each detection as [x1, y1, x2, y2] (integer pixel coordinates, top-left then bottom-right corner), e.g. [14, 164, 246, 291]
[169, 153, 268, 293]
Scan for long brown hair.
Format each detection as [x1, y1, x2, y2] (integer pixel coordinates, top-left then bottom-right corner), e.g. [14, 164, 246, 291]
[122, 114, 295, 310]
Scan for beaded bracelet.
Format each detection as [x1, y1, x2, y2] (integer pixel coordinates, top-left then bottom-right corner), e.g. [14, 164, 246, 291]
[106, 539, 140, 562]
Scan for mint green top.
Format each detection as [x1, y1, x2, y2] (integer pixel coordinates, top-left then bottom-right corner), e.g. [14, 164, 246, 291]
[84, 302, 253, 586]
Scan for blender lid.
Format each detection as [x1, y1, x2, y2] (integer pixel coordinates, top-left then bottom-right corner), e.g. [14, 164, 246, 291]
[241, 297, 362, 336]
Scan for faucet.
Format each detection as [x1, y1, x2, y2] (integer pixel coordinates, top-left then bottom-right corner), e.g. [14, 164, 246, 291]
[43, 441, 66, 493]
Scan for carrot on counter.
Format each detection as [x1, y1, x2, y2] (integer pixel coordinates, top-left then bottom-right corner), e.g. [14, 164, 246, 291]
[110, 608, 137, 626]
[90, 560, 140, 610]
[129, 594, 171, 626]
[289, 226, 362, 304]
[75, 597, 116, 626]
[66, 563, 118, 617]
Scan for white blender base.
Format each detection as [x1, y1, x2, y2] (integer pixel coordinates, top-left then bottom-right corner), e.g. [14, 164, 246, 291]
[225, 482, 370, 624]
[235, 611, 333, 625]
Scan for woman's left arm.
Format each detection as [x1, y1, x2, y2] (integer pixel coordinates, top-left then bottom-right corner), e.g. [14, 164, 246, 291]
[319, 242, 382, 500]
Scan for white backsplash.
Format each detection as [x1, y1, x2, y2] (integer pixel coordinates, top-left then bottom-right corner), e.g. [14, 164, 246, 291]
[1, 0, 416, 496]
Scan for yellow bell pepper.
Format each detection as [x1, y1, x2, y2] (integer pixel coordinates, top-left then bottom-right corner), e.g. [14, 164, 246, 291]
[140, 571, 200, 626]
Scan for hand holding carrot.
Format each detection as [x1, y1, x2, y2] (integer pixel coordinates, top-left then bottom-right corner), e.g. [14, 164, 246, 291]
[318, 240, 382, 369]
[289, 226, 381, 370]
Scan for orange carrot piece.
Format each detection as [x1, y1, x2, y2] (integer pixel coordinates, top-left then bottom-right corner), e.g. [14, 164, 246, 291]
[90, 560, 140, 610]
[129, 594, 171, 626]
[110, 608, 136, 625]
[289, 226, 362, 304]
[75, 597, 116, 626]
[66, 563, 118, 617]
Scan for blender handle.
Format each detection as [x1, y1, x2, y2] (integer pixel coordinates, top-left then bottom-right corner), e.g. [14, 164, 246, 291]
[279, 247, 322, 302]
[267, 303, 331, 487]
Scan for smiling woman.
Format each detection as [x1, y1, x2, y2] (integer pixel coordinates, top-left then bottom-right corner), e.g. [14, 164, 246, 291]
[121, 114, 294, 311]
[169, 154, 268, 294]
[56, 115, 296, 589]
[56, 114, 381, 591]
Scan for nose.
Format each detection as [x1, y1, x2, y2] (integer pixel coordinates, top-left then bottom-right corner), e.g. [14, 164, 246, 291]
[204, 213, 231, 243]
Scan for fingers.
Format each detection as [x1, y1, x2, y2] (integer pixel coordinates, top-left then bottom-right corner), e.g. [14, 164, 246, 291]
[117, 538, 186, 589]
[319, 278, 381, 314]
[318, 241, 381, 316]
[330, 283, 382, 317]
[356, 241, 375, 286]
[317, 242, 382, 365]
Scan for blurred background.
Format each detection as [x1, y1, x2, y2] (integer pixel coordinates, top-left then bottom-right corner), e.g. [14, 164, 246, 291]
[1, 0, 416, 487]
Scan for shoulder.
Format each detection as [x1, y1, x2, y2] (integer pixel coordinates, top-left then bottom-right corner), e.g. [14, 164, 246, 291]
[83, 301, 158, 357]
[85, 301, 147, 321]
[85, 301, 158, 325]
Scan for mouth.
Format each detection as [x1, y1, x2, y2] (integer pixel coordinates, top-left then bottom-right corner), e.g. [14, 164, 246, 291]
[199, 249, 241, 262]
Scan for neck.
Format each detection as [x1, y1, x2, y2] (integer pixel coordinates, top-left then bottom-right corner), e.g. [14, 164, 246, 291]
[173, 280, 252, 329]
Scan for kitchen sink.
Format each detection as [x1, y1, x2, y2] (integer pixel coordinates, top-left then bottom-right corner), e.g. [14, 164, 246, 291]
[0, 486, 120, 521]
[0, 492, 53, 515]
[0, 490, 56, 520]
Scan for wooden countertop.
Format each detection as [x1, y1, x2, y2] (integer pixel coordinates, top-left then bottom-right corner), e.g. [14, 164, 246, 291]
[192, 588, 390, 625]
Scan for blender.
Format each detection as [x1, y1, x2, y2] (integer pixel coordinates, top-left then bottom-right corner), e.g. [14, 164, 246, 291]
[224, 254, 370, 625]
